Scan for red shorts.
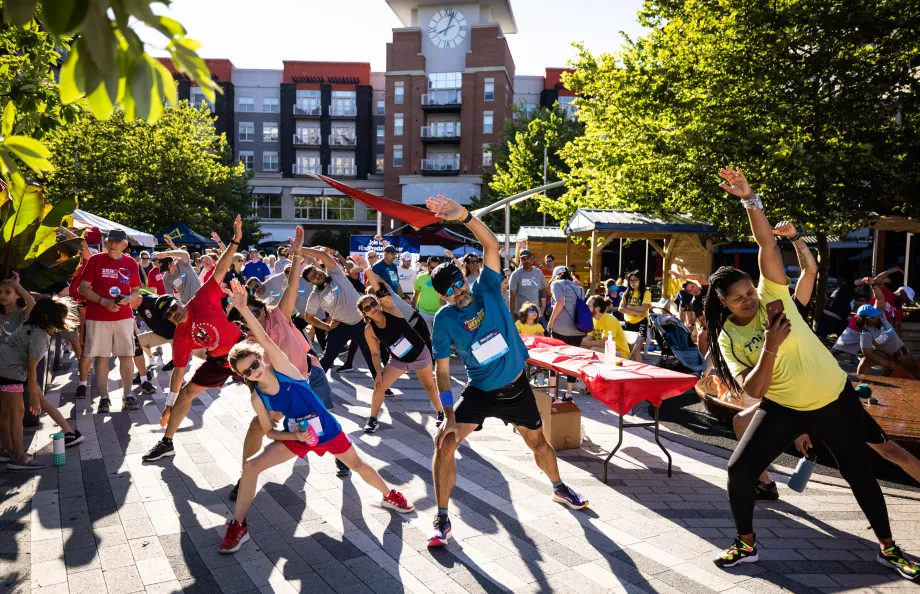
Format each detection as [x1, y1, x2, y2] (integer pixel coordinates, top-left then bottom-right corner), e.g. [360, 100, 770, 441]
[190, 355, 242, 388]
[283, 430, 351, 459]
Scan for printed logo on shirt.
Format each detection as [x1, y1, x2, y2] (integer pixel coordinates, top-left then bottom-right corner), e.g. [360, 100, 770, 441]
[2, 320, 18, 337]
[520, 278, 534, 287]
[742, 331, 765, 354]
[144, 310, 152, 319]
[192, 322, 220, 351]
[463, 308, 485, 332]
[118, 268, 131, 284]
[108, 286, 122, 297]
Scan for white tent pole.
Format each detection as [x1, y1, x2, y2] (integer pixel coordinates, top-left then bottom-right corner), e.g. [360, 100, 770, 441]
[504, 204, 511, 268]
[906, 233, 912, 288]
[472, 180, 565, 218]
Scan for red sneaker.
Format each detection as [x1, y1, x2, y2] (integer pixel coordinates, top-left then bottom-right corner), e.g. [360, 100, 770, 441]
[218, 519, 249, 554]
[382, 490, 414, 513]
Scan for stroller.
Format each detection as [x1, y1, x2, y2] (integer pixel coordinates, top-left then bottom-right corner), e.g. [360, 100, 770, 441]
[649, 306, 707, 376]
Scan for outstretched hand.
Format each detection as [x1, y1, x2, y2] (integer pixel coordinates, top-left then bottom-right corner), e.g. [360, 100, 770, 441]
[426, 195, 465, 221]
[211, 231, 222, 244]
[773, 220, 798, 238]
[718, 167, 754, 201]
[227, 279, 248, 311]
[289, 226, 304, 255]
[232, 215, 243, 243]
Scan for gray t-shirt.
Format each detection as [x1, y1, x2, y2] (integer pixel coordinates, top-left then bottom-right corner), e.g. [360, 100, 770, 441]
[860, 318, 904, 354]
[306, 264, 362, 325]
[0, 324, 50, 381]
[260, 272, 287, 306]
[164, 259, 201, 304]
[0, 307, 27, 345]
[294, 277, 314, 318]
[550, 280, 584, 337]
[509, 267, 548, 311]
[274, 257, 291, 274]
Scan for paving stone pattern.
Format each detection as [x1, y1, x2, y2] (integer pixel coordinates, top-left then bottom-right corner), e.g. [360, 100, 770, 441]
[2, 348, 920, 593]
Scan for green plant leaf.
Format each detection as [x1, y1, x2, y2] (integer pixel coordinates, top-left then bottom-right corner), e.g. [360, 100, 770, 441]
[154, 16, 186, 38]
[4, 135, 54, 172]
[1, 102, 15, 137]
[58, 42, 85, 104]
[18, 238, 83, 292]
[1, 177, 44, 276]
[4, 0, 39, 26]
[25, 193, 77, 263]
[130, 57, 155, 121]
[42, 0, 90, 35]
[80, 0, 117, 74]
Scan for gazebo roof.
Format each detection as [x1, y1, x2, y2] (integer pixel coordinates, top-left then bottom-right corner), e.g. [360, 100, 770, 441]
[565, 209, 718, 236]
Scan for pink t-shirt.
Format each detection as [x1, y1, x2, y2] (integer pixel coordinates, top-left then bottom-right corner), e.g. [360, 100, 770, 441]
[264, 307, 318, 375]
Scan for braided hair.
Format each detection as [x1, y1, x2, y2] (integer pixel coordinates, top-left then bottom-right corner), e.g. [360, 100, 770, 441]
[703, 266, 754, 395]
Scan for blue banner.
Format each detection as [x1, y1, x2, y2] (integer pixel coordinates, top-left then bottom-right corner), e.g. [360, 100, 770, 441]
[349, 236, 420, 259]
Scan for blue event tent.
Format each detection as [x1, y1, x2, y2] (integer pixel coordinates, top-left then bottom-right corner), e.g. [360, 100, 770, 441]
[158, 222, 217, 247]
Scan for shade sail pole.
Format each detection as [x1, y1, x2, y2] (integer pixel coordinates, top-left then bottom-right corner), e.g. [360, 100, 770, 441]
[472, 181, 565, 218]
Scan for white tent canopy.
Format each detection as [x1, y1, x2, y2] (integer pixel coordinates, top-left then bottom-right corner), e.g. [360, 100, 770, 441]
[72, 209, 157, 248]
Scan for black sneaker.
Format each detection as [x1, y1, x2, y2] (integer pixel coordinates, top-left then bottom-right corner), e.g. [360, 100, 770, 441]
[436, 411, 444, 427]
[229, 479, 240, 501]
[714, 536, 758, 568]
[754, 480, 779, 501]
[336, 364, 353, 373]
[75, 385, 87, 399]
[878, 543, 919, 580]
[97, 398, 111, 414]
[141, 380, 156, 394]
[162, 360, 175, 372]
[132, 373, 141, 385]
[143, 439, 175, 462]
[123, 395, 139, 411]
[385, 389, 394, 397]
[559, 394, 574, 403]
[64, 430, 84, 447]
[364, 417, 379, 433]
[335, 458, 352, 478]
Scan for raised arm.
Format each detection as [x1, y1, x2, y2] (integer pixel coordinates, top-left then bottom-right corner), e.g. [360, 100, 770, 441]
[7, 272, 36, 314]
[153, 250, 190, 263]
[669, 271, 710, 286]
[719, 167, 786, 284]
[300, 247, 339, 271]
[210, 231, 227, 252]
[212, 216, 243, 280]
[773, 221, 817, 305]
[227, 279, 303, 380]
[359, 259, 404, 318]
[278, 227, 304, 318]
[426, 195, 500, 272]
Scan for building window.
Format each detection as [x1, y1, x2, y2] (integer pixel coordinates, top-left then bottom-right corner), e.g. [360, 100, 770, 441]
[483, 111, 493, 134]
[326, 196, 355, 220]
[331, 90, 357, 116]
[296, 90, 322, 115]
[367, 207, 378, 221]
[190, 87, 212, 111]
[294, 156, 322, 175]
[239, 122, 254, 141]
[263, 97, 279, 113]
[253, 195, 282, 219]
[375, 157, 384, 173]
[239, 151, 254, 171]
[394, 114, 403, 136]
[295, 196, 354, 220]
[238, 97, 254, 112]
[428, 72, 462, 90]
[482, 144, 493, 167]
[394, 82, 404, 104]
[484, 78, 494, 101]
[263, 151, 278, 172]
[376, 99, 385, 115]
[558, 95, 577, 117]
[393, 145, 403, 167]
[376, 125, 385, 144]
[329, 155, 355, 176]
[262, 122, 279, 142]
[295, 197, 324, 219]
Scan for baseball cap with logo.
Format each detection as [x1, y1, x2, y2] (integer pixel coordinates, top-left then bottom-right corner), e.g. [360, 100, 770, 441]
[519, 249, 533, 257]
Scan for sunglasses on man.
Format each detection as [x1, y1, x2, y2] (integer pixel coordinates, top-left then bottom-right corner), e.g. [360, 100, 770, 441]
[444, 279, 464, 297]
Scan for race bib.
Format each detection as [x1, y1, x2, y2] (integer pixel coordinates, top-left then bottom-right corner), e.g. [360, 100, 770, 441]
[173, 277, 183, 288]
[389, 336, 413, 358]
[471, 330, 509, 365]
[288, 412, 324, 437]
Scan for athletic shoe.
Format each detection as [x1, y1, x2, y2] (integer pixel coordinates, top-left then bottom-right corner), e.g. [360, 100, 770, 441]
[64, 430, 84, 447]
[123, 395, 139, 411]
[754, 480, 779, 501]
[0, 448, 12, 462]
[7, 454, 45, 470]
[714, 536, 758, 568]
[385, 389, 394, 397]
[877, 544, 919, 580]
[559, 394, 574, 403]
[97, 398, 111, 414]
[436, 411, 444, 427]
[162, 360, 175, 372]
[218, 519, 249, 554]
[363, 417, 379, 433]
[427, 515, 451, 547]
[335, 459, 352, 478]
[140, 380, 156, 394]
[75, 385, 87, 399]
[132, 373, 141, 385]
[382, 490, 414, 513]
[229, 479, 240, 501]
[336, 364, 353, 373]
[142, 439, 175, 462]
[552, 485, 588, 510]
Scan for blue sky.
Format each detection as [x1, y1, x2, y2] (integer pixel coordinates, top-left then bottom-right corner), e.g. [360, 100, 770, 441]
[138, 0, 647, 75]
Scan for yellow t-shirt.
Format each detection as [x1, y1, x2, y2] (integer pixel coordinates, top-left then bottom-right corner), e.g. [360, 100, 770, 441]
[515, 320, 545, 336]
[623, 289, 652, 325]
[718, 276, 846, 411]
[592, 313, 630, 357]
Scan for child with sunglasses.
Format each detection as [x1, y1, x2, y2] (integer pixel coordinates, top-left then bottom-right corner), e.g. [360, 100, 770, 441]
[515, 302, 545, 336]
[219, 280, 414, 554]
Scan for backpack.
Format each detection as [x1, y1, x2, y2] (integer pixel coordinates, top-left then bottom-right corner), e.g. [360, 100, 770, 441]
[574, 293, 594, 333]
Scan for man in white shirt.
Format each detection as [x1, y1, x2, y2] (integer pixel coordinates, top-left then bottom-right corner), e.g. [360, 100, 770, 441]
[397, 252, 418, 300]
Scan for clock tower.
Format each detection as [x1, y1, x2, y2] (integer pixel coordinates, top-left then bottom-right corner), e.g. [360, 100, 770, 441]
[383, 0, 517, 214]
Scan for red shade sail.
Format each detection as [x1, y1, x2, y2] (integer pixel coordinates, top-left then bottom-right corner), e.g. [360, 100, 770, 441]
[313, 174, 441, 229]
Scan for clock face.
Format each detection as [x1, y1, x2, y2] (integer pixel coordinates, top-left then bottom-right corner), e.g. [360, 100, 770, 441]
[428, 8, 468, 50]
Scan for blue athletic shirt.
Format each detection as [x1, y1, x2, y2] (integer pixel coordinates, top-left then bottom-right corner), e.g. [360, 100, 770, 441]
[372, 260, 400, 293]
[431, 266, 528, 391]
[255, 371, 342, 444]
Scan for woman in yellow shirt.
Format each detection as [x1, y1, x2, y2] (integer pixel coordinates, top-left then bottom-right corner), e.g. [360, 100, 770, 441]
[581, 295, 629, 357]
[707, 167, 916, 581]
[618, 271, 652, 360]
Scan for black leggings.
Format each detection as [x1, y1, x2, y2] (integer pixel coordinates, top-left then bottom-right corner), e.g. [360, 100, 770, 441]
[551, 332, 584, 388]
[728, 381, 890, 540]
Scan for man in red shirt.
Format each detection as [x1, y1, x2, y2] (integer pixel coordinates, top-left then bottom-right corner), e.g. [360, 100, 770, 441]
[146, 260, 167, 295]
[143, 216, 244, 462]
[78, 229, 142, 414]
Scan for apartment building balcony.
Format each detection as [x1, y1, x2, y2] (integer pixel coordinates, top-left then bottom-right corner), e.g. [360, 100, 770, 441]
[420, 123, 461, 144]
[293, 162, 322, 176]
[293, 133, 321, 146]
[328, 134, 357, 147]
[293, 102, 322, 117]
[327, 164, 357, 176]
[329, 104, 357, 118]
[420, 155, 460, 175]
[421, 90, 461, 112]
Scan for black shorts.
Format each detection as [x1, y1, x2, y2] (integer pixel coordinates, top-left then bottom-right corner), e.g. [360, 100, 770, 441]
[455, 372, 543, 430]
[190, 355, 242, 389]
[624, 320, 648, 336]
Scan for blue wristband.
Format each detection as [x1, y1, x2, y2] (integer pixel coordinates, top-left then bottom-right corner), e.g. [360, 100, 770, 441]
[439, 391, 453, 408]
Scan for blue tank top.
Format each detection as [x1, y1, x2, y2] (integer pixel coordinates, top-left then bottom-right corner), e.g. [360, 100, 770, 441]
[255, 371, 342, 444]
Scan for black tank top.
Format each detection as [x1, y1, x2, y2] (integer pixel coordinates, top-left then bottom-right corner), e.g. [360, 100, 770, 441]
[369, 311, 425, 362]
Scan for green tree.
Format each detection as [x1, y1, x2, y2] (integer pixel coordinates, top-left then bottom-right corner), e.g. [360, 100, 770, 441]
[43, 103, 259, 246]
[558, 0, 920, 316]
[474, 103, 583, 231]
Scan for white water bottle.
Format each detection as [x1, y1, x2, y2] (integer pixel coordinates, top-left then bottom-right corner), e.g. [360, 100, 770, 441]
[604, 331, 615, 367]
[51, 431, 66, 466]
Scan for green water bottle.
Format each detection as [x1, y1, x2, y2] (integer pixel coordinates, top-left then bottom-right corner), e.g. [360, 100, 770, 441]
[51, 431, 66, 466]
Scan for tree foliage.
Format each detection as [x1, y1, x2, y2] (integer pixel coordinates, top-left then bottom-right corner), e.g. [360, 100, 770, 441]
[42, 103, 259, 246]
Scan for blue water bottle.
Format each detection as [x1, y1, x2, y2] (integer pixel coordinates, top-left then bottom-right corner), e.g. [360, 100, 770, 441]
[788, 453, 816, 493]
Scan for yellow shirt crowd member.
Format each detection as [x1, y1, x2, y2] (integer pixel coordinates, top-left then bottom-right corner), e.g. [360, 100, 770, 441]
[622, 289, 652, 325]
[515, 320, 545, 336]
[718, 276, 846, 411]
[592, 313, 630, 357]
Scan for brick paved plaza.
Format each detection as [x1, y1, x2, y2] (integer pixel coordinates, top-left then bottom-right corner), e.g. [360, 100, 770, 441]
[2, 353, 920, 594]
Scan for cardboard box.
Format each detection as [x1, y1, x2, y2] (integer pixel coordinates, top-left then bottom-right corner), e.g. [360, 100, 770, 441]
[533, 389, 582, 451]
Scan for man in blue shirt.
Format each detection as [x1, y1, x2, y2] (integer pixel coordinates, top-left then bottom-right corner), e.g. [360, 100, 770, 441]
[243, 248, 271, 282]
[426, 194, 587, 549]
[371, 245, 403, 298]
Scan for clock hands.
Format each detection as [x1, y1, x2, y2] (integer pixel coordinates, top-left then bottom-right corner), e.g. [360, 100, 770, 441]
[438, 14, 456, 38]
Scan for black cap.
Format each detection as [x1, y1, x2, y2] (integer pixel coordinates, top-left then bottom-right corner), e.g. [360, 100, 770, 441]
[159, 256, 173, 272]
[383, 245, 398, 254]
[155, 294, 178, 314]
[430, 262, 465, 295]
[106, 229, 128, 242]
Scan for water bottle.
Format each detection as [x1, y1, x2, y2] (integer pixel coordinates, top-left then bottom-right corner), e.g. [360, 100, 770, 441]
[604, 331, 615, 367]
[51, 432, 66, 466]
[297, 419, 319, 447]
[788, 453, 816, 493]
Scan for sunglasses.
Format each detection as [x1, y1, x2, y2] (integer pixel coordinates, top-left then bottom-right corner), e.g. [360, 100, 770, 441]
[240, 359, 261, 378]
[444, 279, 464, 297]
[141, 256, 150, 260]
[361, 302, 379, 313]
[527, 308, 538, 314]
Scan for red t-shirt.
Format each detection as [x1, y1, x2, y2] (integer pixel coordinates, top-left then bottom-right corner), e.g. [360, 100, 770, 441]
[171, 278, 242, 366]
[147, 267, 167, 295]
[80, 252, 141, 321]
[847, 286, 902, 330]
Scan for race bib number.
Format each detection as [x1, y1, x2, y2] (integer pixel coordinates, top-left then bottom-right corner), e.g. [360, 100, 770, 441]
[471, 330, 509, 365]
[389, 336, 413, 358]
[288, 412, 324, 437]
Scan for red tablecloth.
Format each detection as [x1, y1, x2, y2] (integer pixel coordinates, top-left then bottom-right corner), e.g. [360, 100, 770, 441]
[523, 335, 697, 415]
